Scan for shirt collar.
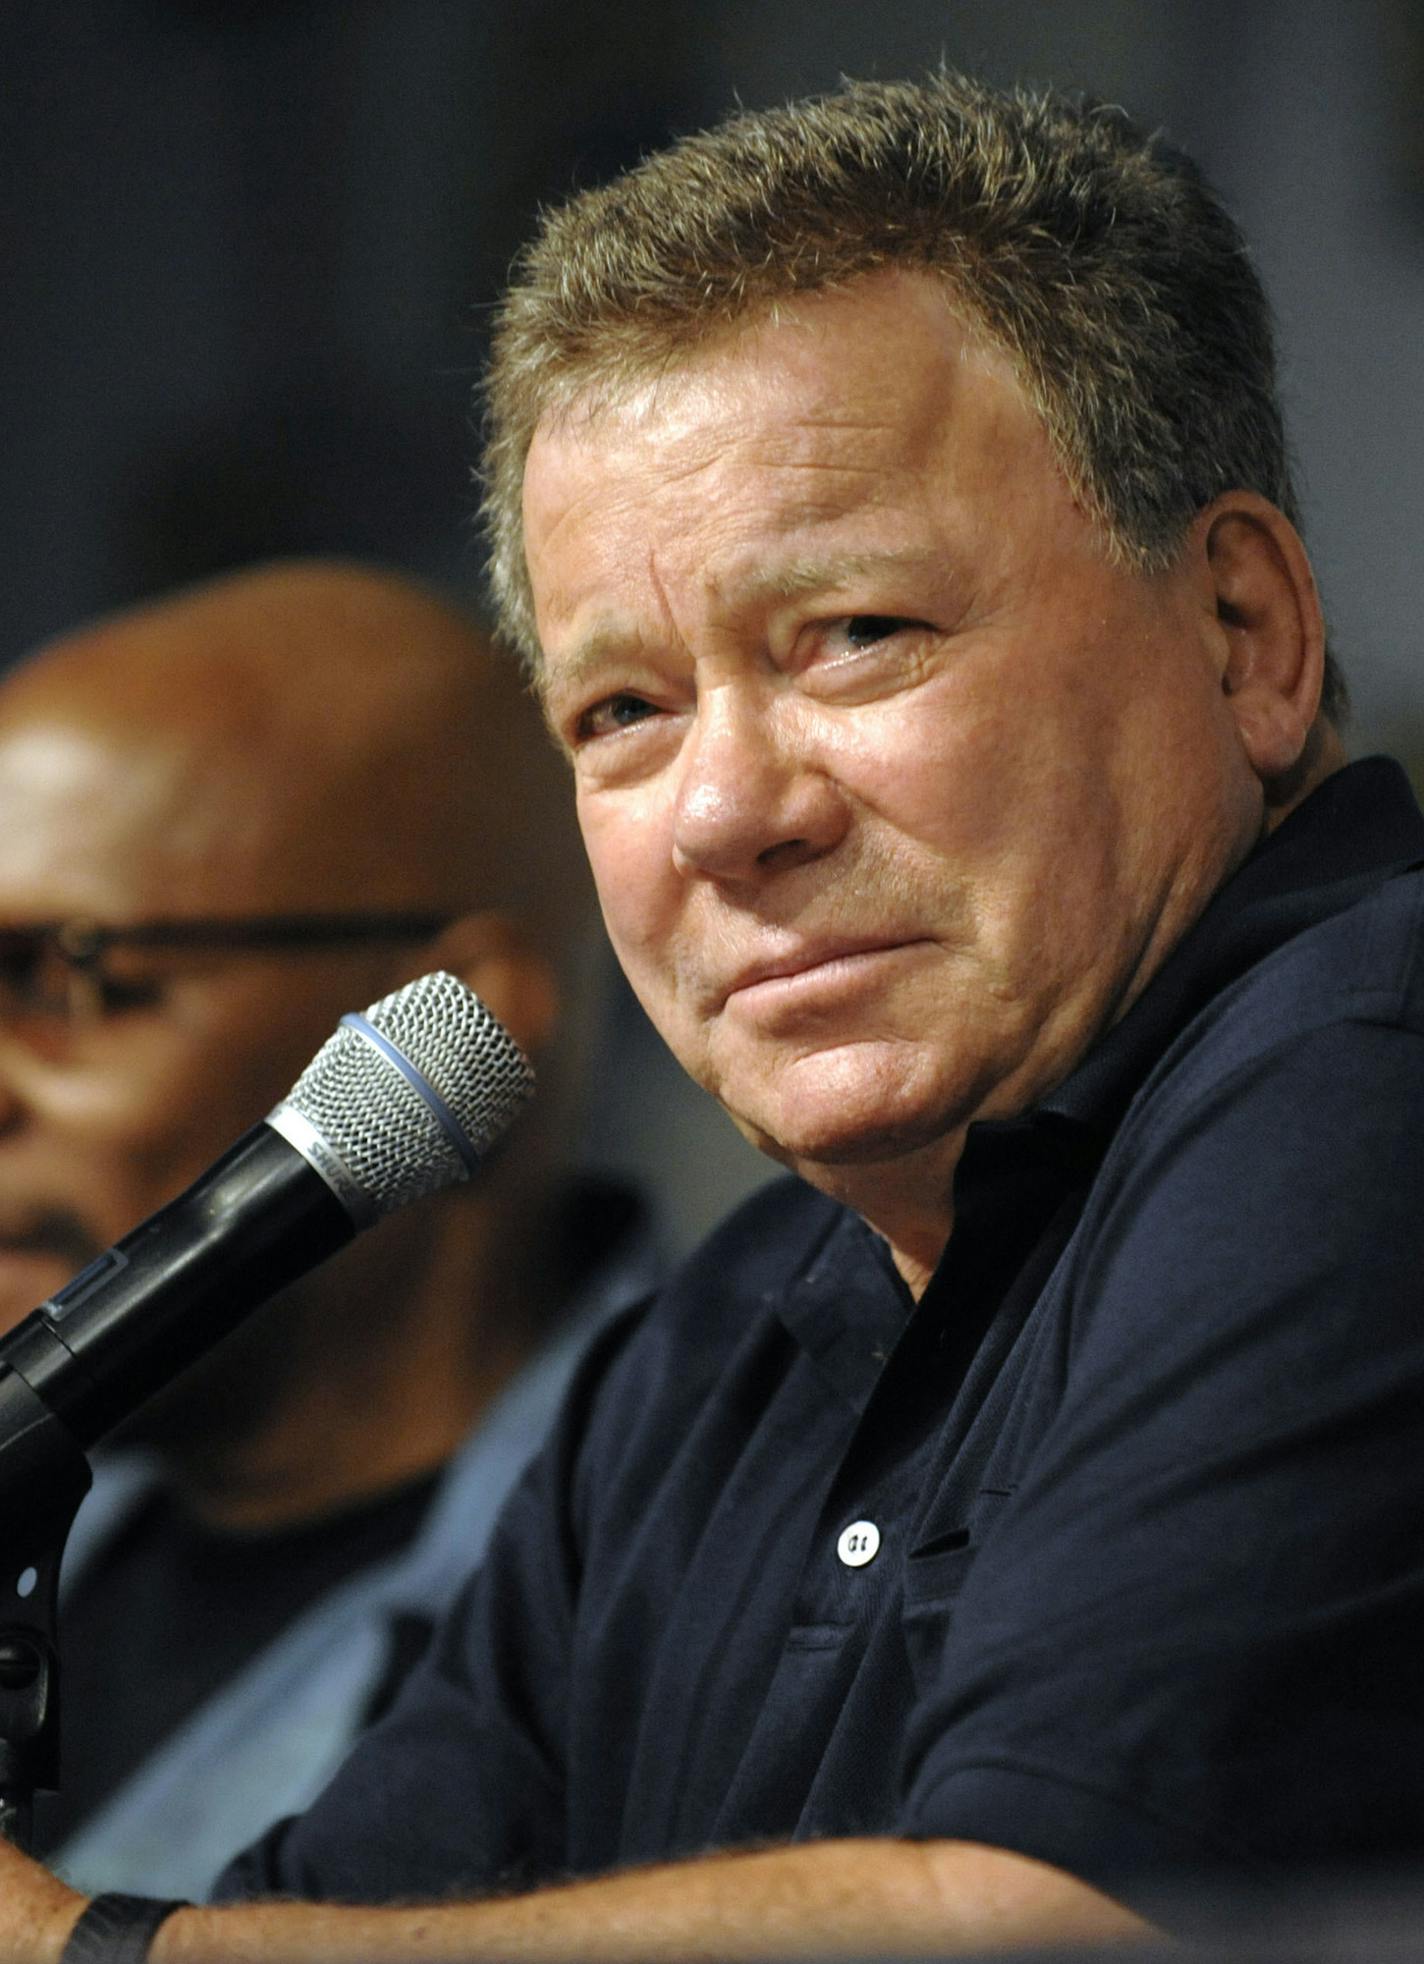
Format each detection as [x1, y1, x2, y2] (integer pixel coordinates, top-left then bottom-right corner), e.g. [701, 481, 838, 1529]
[777, 756, 1424, 1370]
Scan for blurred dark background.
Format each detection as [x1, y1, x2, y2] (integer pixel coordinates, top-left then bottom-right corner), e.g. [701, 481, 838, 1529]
[5, 0, 1423, 1250]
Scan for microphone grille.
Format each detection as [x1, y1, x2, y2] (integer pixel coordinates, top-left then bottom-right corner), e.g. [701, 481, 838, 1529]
[273, 971, 535, 1219]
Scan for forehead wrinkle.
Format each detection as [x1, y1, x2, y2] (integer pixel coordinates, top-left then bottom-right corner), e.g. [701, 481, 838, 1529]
[751, 412, 906, 447]
[646, 550, 687, 647]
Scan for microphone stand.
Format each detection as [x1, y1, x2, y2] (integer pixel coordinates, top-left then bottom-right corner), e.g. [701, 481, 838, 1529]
[0, 1363, 91, 1849]
[0, 1126, 360, 1851]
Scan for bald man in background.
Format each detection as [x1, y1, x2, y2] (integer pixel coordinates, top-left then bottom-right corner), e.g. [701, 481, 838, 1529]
[0, 560, 654, 1895]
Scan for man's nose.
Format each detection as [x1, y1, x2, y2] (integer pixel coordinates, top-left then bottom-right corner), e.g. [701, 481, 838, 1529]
[670, 689, 847, 882]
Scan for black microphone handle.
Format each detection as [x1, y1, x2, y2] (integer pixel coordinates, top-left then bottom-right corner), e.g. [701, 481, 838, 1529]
[0, 1123, 354, 1450]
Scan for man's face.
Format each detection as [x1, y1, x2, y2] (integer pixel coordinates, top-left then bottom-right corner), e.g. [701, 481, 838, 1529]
[0, 717, 410, 1334]
[525, 272, 1265, 1201]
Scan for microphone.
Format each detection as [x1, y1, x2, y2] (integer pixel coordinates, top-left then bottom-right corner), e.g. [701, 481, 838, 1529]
[0, 970, 534, 1451]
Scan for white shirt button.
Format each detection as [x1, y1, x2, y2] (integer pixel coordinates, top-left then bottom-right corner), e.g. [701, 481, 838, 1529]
[836, 1520, 880, 1568]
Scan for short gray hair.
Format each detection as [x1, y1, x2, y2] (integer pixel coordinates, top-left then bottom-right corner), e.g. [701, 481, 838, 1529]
[482, 70, 1343, 720]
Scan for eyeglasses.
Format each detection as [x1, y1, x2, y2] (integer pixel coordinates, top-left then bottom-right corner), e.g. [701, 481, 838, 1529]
[0, 912, 452, 1031]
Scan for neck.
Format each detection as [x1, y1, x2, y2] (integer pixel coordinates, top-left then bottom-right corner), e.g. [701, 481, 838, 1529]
[797, 1130, 965, 1301]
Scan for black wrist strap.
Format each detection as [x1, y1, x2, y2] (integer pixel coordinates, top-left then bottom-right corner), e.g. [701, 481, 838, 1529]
[60, 1893, 189, 1964]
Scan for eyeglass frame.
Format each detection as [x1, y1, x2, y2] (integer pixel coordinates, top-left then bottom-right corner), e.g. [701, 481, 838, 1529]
[0, 911, 454, 1024]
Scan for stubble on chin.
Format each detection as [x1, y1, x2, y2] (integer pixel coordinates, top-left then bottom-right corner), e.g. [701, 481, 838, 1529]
[710, 1033, 975, 1178]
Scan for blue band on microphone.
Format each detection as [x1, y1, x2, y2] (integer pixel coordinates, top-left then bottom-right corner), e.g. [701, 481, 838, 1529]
[340, 1012, 484, 1177]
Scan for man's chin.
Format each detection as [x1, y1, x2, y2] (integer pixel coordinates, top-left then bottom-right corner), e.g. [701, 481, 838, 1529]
[712, 1037, 963, 1163]
[730, 1096, 956, 1175]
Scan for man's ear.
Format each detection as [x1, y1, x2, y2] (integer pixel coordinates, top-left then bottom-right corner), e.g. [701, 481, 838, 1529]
[401, 912, 560, 1059]
[1198, 491, 1327, 788]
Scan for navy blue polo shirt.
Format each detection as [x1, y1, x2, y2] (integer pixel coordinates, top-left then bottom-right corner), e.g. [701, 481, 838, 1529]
[220, 758, 1424, 1922]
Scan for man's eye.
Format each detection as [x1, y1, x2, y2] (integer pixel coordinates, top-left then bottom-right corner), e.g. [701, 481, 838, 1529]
[95, 972, 164, 1014]
[842, 616, 907, 649]
[576, 693, 659, 742]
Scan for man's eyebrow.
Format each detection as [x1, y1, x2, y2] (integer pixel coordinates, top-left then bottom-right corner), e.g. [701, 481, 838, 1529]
[535, 625, 647, 705]
[735, 546, 948, 606]
[537, 546, 949, 702]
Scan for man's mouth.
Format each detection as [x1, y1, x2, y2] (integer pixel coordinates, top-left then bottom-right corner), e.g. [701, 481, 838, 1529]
[721, 938, 928, 1009]
[0, 1215, 100, 1276]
